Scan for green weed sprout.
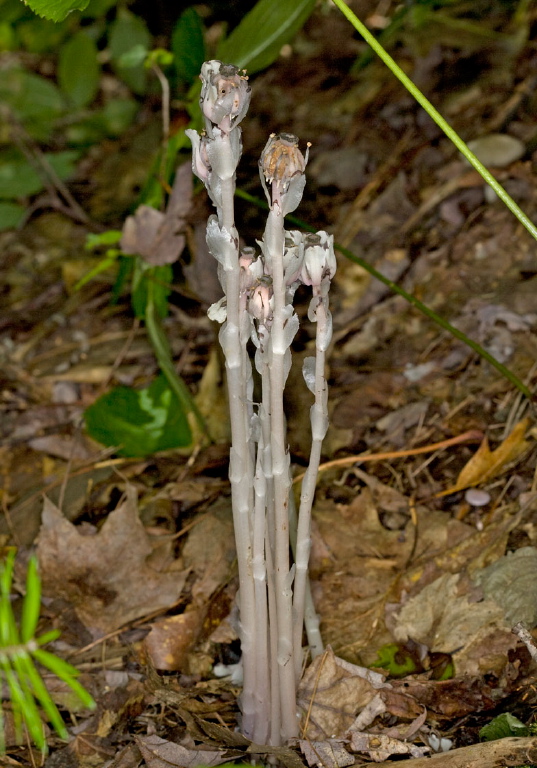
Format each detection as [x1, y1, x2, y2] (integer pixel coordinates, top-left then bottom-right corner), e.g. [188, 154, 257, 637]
[0, 550, 95, 754]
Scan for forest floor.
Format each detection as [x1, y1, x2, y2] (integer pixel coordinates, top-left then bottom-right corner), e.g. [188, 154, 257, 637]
[2, 0, 537, 766]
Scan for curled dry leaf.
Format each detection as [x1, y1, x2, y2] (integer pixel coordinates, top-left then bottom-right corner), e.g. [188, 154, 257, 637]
[37, 485, 187, 635]
[120, 161, 192, 266]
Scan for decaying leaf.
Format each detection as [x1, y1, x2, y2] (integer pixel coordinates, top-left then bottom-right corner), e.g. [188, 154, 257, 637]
[474, 546, 537, 626]
[120, 162, 192, 265]
[37, 485, 187, 635]
[136, 734, 229, 768]
[299, 739, 354, 768]
[144, 608, 206, 671]
[297, 646, 387, 739]
[447, 417, 531, 493]
[348, 732, 429, 762]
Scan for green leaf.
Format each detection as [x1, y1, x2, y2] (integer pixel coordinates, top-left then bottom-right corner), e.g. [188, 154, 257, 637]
[216, 0, 316, 74]
[18, 0, 90, 22]
[84, 373, 192, 457]
[0, 67, 64, 139]
[172, 7, 206, 84]
[0, 201, 25, 230]
[370, 643, 421, 677]
[480, 712, 529, 741]
[58, 30, 100, 108]
[131, 262, 172, 320]
[21, 557, 40, 643]
[0, 150, 79, 199]
[86, 230, 123, 250]
[109, 10, 152, 94]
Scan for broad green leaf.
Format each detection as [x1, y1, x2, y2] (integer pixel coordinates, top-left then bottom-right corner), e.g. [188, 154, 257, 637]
[58, 30, 100, 108]
[109, 10, 152, 94]
[0, 150, 79, 199]
[84, 374, 192, 457]
[480, 712, 529, 741]
[217, 0, 316, 74]
[21, 557, 40, 642]
[0, 202, 25, 230]
[172, 7, 206, 84]
[18, 0, 90, 22]
[0, 67, 64, 139]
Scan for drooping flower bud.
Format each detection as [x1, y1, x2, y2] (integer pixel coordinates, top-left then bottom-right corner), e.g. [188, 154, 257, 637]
[300, 231, 337, 289]
[248, 279, 273, 325]
[200, 60, 251, 135]
[259, 133, 310, 215]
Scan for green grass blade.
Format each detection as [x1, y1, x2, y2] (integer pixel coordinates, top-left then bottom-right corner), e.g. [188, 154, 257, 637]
[1, 657, 47, 752]
[32, 648, 96, 710]
[330, 0, 537, 243]
[0, 551, 20, 647]
[21, 557, 41, 643]
[13, 653, 68, 740]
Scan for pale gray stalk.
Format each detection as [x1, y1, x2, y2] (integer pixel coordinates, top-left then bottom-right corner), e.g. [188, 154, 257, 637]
[293, 233, 335, 680]
[186, 61, 259, 740]
[188, 64, 335, 746]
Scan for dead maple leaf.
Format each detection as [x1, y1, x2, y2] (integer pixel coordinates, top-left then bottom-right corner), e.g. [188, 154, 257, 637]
[443, 417, 531, 495]
[37, 485, 187, 635]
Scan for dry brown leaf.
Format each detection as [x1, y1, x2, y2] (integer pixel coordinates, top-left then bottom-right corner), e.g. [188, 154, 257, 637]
[348, 732, 429, 762]
[448, 417, 531, 493]
[297, 646, 387, 740]
[143, 608, 206, 671]
[37, 485, 187, 635]
[299, 739, 354, 768]
[136, 734, 229, 768]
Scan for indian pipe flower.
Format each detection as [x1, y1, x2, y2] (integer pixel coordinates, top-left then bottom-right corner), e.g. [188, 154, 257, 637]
[199, 60, 251, 135]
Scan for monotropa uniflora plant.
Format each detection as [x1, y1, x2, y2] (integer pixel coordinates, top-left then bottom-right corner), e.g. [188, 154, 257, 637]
[187, 61, 335, 746]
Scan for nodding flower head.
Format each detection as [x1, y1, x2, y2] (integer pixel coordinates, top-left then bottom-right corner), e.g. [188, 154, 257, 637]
[259, 133, 310, 214]
[200, 60, 251, 134]
[248, 279, 273, 325]
[300, 231, 337, 289]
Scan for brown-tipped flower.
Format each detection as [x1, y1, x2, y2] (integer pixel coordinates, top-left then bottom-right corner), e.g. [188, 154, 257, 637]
[259, 133, 309, 215]
[259, 133, 306, 191]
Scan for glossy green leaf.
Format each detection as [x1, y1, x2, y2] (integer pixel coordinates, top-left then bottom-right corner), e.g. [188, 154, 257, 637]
[58, 30, 100, 108]
[0, 201, 24, 230]
[84, 373, 192, 457]
[217, 0, 316, 74]
[172, 7, 205, 84]
[18, 0, 90, 22]
[109, 10, 152, 94]
[21, 557, 40, 643]
[480, 712, 529, 741]
[0, 150, 79, 199]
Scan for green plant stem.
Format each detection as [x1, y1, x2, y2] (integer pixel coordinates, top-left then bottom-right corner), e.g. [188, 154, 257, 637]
[330, 0, 537, 243]
[235, 188, 532, 400]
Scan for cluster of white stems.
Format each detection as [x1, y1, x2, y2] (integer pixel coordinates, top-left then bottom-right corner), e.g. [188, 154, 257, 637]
[187, 61, 336, 746]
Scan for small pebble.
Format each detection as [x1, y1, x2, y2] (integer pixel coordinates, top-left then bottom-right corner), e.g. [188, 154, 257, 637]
[464, 488, 491, 507]
[466, 133, 525, 168]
